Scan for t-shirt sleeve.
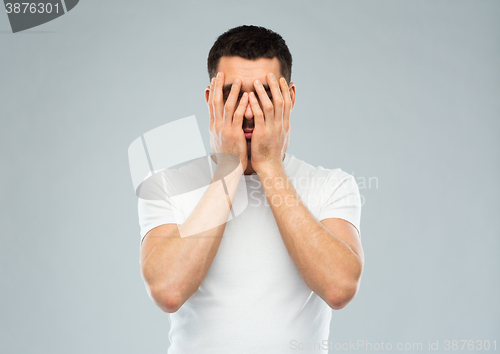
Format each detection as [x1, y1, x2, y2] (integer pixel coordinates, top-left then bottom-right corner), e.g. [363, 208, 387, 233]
[137, 171, 186, 245]
[317, 171, 362, 237]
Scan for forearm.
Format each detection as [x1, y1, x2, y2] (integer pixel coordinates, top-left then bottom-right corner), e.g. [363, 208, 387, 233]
[258, 163, 363, 307]
[142, 163, 243, 309]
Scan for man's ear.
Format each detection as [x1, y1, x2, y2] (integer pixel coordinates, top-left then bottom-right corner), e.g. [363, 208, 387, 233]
[205, 86, 210, 104]
[288, 82, 296, 110]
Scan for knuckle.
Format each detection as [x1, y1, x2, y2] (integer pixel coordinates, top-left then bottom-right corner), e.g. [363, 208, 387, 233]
[263, 103, 273, 111]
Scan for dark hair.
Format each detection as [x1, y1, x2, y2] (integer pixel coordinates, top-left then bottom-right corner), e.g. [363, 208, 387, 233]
[207, 25, 292, 83]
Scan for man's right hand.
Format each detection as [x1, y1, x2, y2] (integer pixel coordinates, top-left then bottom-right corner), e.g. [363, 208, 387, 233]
[208, 72, 249, 171]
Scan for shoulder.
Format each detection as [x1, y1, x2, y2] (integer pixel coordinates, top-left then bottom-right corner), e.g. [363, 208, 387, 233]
[285, 153, 355, 190]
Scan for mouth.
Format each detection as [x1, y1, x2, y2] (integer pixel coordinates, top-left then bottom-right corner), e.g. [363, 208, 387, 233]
[244, 129, 253, 140]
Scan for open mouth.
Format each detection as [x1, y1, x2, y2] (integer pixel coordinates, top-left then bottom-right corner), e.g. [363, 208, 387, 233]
[244, 129, 253, 139]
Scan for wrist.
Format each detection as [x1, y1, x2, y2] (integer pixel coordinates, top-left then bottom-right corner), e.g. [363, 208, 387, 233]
[212, 153, 244, 181]
[255, 159, 285, 178]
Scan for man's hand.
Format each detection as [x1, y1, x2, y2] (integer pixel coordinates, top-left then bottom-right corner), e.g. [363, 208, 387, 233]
[248, 73, 292, 174]
[208, 72, 249, 170]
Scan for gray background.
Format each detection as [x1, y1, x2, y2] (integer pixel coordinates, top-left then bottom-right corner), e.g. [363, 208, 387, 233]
[1, 0, 499, 353]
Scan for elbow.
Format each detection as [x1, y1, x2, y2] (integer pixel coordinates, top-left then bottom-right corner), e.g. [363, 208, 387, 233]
[141, 265, 184, 313]
[159, 297, 182, 314]
[326, 281, 360, 310]
[327, 257, 364, 310]
[149, 283, 183, 313]
[327, 294, 352, 310]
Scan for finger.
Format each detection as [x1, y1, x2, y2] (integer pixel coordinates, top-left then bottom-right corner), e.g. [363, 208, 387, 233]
[268, 73, 284, 127]
[208, 77, 216, 128]
[223, 78, 241, 128]
[213, 72, 224, 126]
[249, 91, 265, 129]
[253, 79, 274, 123]
[280, 77, 292, 132]
[232, 92, 248, 129]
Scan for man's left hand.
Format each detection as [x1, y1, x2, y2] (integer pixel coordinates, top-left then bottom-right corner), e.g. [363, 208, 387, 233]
[248, 73, 292, 174]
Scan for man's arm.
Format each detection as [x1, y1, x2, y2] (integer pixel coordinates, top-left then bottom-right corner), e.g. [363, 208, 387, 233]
[139, 73, 249, 313]
[258, 165, 364, 310]
[248, 73, 364, 310]
[140, 163, 242, 313]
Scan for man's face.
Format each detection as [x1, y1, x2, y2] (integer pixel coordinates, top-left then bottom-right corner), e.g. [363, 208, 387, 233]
[205, 56, 295, 159]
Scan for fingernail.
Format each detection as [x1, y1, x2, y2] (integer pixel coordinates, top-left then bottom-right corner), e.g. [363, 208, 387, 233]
[269, 73, 275, 80]
[255, 79, 262, 87]
[217, 72, 221, 79]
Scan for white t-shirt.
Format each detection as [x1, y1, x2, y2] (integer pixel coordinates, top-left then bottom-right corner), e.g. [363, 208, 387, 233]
[138, 153, 362, 354]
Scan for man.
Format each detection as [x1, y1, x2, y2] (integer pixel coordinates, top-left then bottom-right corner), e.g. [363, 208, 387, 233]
[138, 25, 364, 353]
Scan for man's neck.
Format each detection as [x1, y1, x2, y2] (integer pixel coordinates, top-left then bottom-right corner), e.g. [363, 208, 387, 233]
[244, 163, 256, 175]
